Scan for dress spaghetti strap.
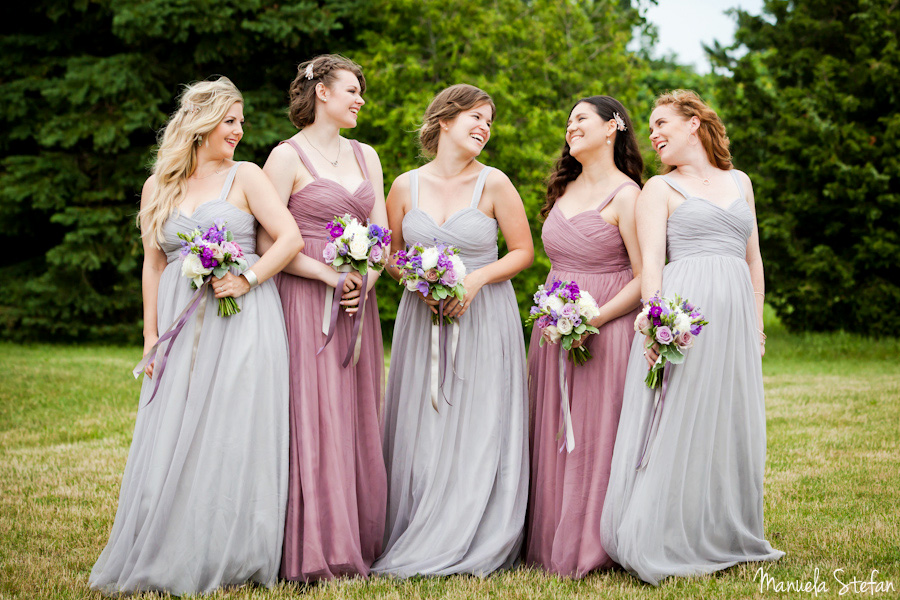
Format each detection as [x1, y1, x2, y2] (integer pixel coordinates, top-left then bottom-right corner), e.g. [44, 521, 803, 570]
[470, 167, 493, 209]
[659, 174, 689, 199]
[281, 139, 320, 179]
[409, 169, 420, 209]
[349, 140, 370, 180]
[596, 180, 640, 214]
[729, 170, 745, 201]
[219, 162, 242, 201]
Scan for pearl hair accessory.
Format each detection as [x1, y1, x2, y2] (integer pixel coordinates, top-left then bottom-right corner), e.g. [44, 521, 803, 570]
[182, 102, 199, 114]
[305, 63, 314, 80]
[612, 112, 627, 132]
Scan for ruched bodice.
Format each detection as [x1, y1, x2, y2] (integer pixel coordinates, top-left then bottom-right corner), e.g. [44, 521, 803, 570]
[161, 164, 258, 262]
[541, 181, 637, 274]
[282, 138, 375, 245]
[665, 172, 753, 261]
[402, 208, 499, 271]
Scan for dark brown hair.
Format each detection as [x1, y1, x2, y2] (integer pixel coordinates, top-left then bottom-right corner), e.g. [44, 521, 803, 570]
[541, 96, 643, 219]
[655, 89, 732, 173]
[419, 84, 496, 157]
[288, 54, 366, 129]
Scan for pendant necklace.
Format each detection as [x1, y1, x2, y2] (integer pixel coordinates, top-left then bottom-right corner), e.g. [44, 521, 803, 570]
[302, 131, 340, 167]
[191, 158, 226, 179]
[680, 168, 712, 186]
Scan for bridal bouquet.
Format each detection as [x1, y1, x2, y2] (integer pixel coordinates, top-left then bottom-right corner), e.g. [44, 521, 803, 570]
[526, 279, 601, 366]
[323, 214, 391, 275]
[395, 242, 467, 324]
[636, 294, 708, 388]
[178, 219, 249, 317]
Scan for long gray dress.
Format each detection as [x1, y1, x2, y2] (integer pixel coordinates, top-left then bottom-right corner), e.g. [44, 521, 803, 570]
[372, 167, 528, 577]
[599, 171, 784, 586]
[90, 163, 289, 595]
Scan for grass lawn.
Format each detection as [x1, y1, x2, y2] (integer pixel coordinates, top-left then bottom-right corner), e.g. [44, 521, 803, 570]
[1, 314, 898, 599]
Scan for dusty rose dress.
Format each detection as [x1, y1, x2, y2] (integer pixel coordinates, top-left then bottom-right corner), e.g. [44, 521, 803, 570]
[275, 138, 387, 582]
[525, 181, 640, 578]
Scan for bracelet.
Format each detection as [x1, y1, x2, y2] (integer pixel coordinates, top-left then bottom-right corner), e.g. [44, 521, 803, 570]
[754, 292, 765, 298]
[242, 269, 259, 289]
[758, 328, 767, 344]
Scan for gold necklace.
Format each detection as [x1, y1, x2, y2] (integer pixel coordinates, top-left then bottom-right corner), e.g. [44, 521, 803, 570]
[679, 168, 712, 186]
[302, 131, 341, 167]
[192, 159, 226, 179]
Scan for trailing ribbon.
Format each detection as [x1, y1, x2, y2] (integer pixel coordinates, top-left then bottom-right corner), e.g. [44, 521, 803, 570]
[318, 271, 349, 357]
[557, 348, 575, 453]
[341, 271, 368, 368]
[635, 360, 672, 470]
[429, 299, 459, 412]
[132, 278, 211, 405]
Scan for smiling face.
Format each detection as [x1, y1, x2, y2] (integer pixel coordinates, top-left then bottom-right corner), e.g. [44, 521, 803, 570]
[441, 102, 492, 156]
[648, 103, 696, 165]
[320, 69, 365, 128]
[205, 102, 244, 159]
[566, 101, 615, 159]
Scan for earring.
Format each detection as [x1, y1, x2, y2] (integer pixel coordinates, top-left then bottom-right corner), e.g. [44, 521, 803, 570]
[606, 137, 612, 146]
[197, 137, 202, 147]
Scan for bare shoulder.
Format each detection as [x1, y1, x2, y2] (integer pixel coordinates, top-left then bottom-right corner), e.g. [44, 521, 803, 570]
[615, 179, 641, 203]
[266, 140, 300, 165]
[235, 160, 265, 181]
[140, 174, 157, 206]
[640, 175, 672, 197]
[484, 166, 516, 195]
[356, 141, 380, 160]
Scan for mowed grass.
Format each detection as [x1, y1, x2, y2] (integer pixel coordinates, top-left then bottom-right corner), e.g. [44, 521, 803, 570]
[1, 316, 898, 599]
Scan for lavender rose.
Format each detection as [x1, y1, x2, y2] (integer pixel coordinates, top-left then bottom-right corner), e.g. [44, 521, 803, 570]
[322, 242, 337, 263]
[424, 268, 440, 283]
[655, 325, 674, 345]
[675, 331, 694, 349]
[634, 312, 652, 335]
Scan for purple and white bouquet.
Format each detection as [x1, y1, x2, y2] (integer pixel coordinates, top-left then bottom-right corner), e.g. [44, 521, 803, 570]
[635, 294, 708, 388]
[323, 214, 391, 275]
[526, 279, 601, 366]
[178, 219, 249, 317]
[395, 243, 467, 324]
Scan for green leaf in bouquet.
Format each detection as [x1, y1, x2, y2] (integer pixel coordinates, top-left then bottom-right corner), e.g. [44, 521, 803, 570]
[357, 262, 368, 276]
[433, 287, 449, 300]
[573, 324, 587, 335]
[562, 337, 573, 351]
[235, 258, 248, 271]
[660, 344, 685, 364]
[225, 230, 234, 242]
[213, 265, 228, 278]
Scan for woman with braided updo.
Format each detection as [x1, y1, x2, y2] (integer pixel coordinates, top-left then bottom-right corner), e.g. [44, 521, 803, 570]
[90, 76, 303, 595]
[258, 54, 388, 582]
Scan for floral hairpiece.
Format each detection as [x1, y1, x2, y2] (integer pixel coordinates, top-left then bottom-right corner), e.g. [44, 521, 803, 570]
[612, 112, 627, 132]
[182, 102, 199, 114]
[304, 63, 314, 80]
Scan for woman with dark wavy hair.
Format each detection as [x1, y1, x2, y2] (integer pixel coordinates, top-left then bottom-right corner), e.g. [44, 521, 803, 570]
[525, 95, 643, 577]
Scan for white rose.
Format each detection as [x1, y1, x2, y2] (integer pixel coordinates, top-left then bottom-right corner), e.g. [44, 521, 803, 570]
[557, 317, 574, 336]
[674, 312, 692, 335]
[181, 254, 212, 288]
[348, 235, 369, 261]
[210, 243, 225, 261]
[546, 295, 565, 313]
[578, 291, 600, 320]
[420, 247, 439, 270]
[545, 325, 561, 343]
[406, 278, 419, 292]
[449, 254, 467, 279]
[345, 221, 368, 239]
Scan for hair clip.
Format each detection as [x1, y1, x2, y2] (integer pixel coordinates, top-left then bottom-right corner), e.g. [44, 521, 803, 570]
[182, 102, 199, 114]
[304, 63, 314, 80]
[613, 112, 627, 132]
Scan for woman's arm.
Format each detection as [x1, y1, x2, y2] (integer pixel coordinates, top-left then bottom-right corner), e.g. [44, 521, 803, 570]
[138, 176, 169, 377]
[384, 172, 411, 283]
[636, 176, 670, 301]
[592, 186, 643, 327]
[444, 168, 534, 318]
[739, 170, 766, 357]
[258, 144, 348, 289]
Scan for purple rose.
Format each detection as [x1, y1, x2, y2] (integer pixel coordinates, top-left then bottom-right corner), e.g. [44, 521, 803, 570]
[370, 244, 384, 264]
[441, 270, 459, 287]
[322, 242, 337, 263]
[560, 304, 577, 319]
[675, 331, 694, 349]
[655, 325, 674, 345]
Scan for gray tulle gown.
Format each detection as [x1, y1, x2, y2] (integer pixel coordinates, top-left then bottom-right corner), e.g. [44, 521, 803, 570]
[600, 171, 784, 586]
[372, 166, 528, 577]
[90, 163, 289, 595]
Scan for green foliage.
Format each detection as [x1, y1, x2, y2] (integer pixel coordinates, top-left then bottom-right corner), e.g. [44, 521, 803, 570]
[0, 0, 366, 342]
[711, 0, 900, 334]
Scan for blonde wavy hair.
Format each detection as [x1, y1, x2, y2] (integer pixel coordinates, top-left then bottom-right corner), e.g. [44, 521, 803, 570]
[138, 76, 244, 247]
[655, 89, 732, 173]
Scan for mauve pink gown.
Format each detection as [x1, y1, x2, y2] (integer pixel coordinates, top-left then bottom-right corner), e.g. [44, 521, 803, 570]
[275, 138, 387, 582]
[525, 181, 640, 578]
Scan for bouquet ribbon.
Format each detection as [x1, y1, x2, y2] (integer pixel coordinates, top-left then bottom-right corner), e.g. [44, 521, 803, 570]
[430, 299, 459, 412]
[557, 348, 576, 453]
[635, 360, 672, 470]
[132, 278, 212, 405]
[319, 266, 368, 367]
